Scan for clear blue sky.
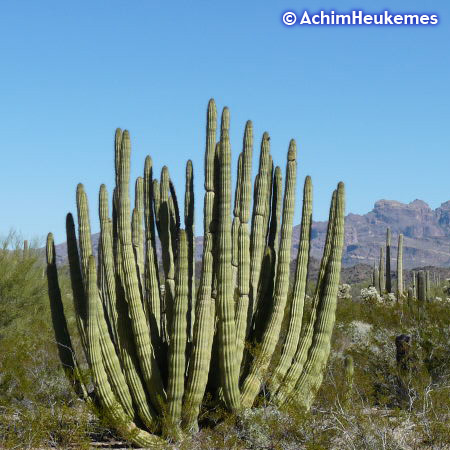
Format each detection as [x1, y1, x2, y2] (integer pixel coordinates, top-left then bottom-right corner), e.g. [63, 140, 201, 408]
[1, 1, 449, 244]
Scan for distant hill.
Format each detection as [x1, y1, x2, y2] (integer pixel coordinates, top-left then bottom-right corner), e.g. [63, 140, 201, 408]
[305, 199, 450, 269]
[54, 199, 450, 270]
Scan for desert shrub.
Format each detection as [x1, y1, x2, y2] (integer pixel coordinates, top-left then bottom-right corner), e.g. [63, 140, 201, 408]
[0, 233, 96, 449]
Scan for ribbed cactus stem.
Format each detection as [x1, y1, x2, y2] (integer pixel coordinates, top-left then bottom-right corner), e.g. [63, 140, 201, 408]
[397, 234, 403, 300]
[160, 166, 175, 337]
[231, 153, 243, 292]
[289, 182, 345, 410]
[267, 166, 282, 255]
[143, 157, 162, 342]
[86, 255, 166, 449]
[167, 230, 188, 425]
[215, 106, 241, 411]
[65, 213, 88, 358]
[132, 177, 145, 288]
[117, 130, 166, 412]
[98, 184, 119, 346]
[270, 175, 312, 393]
[274, 189, 337, 405]
[373, 263, 380, 293]
[386, 228, 392, 293]
[184, 160, 195, 342]
[235, 120, 253, 370]
[241, 139, 297, 408]
[183, 99, 217, 430]
[417, 270, 426, 302]
[46, 233, 87, 400]
[249, 132, 271, 322]
[76, 183, 93, 286]
[379, 247, 385, 293]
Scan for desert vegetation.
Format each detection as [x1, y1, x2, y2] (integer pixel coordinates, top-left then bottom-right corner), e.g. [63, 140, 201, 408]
[0, 101, 449, 449]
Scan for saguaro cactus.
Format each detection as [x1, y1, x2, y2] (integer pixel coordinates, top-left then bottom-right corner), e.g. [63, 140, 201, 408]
[373, 263, 380, 293]
[46, 99, 346, 445]
[379, 247, 385, 293]
[397, 233, 403, 300]
[386, 228, 392, 293]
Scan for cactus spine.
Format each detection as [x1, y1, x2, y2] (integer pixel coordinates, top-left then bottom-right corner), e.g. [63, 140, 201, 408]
[47, 99, 345, 444]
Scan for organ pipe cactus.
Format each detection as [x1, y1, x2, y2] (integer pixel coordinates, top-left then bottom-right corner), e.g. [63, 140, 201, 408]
[46, 99, 345, 445]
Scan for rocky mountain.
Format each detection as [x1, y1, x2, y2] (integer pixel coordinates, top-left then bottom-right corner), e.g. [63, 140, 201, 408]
[304, 199, 450, 269]
[55, 199, 450, 270]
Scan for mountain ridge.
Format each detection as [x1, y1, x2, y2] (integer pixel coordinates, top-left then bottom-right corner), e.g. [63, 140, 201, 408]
[54, 198, 450, 269]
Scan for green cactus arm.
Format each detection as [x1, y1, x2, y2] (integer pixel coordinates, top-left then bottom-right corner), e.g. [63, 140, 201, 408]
[76, 183, 93, 286]
[205, 98, 217, 193]
[86, 255, 166, 448]
[374, 266, 380, 292]
[112, 277, 160, 432]
[153, 179, 161, 233]
[46, 233, 88, 400]
[235, 222, 250, 371]
[263, 156, 274, 245]
[99, 191, 144, 422]
[250, 247, 277, 343]
[117, 130, 166, 412]
[182, 100, 218, 429]
[132, 177, 145, 290]
[418, 270, 426, 302]
[397, 234, 403, 299]
[273, 188, 337, 405]
[167, 229, 189, 424]
[143, 157, 162, 341]
[248, 133, 271, 322]
[98, 185, 120, 347]
[287, 182, 345, 410]
[184, 160, 195, 342]
[240, 140, 297, 408]
[96, 287, 135, 420]
[267, 166, 283, 255]
[65, 213, 89, 359]
[234, 121, 254, 367]
[250, 166, 283, 339]
[231, 153, 243, 291]
[239, 121, 253, 225]
[215, 107, 241, 411]
[379, 246, 385, 293]
[169, 179, 181, 260]
[144, 156, 161, 285]
[159, 167, 176, 339]
[269, 175, 312, 393]
[183, 199, 216, 430]
[114, 128, 122, 187]
[386, 228, 392, 293]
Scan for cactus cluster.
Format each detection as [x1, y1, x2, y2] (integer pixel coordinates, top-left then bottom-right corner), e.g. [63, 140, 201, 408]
[46, 99, 345, 446]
